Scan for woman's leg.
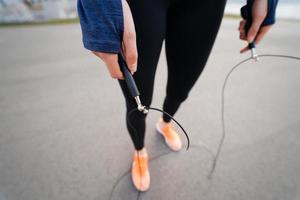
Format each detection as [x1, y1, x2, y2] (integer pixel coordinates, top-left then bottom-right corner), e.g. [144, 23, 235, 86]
[162, 0, 227, 122]
[118, 0, 168, 150]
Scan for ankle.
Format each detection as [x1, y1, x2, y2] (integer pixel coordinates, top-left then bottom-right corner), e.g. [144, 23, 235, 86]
[158, 117, 171, 128]
[159, 117, 167, 123]
[134, 147, 148, 157]
[162, 116, 172, 124]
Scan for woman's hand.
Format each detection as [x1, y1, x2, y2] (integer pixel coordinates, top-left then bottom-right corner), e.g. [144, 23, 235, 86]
[93, 0, 137, 79]
[239, 0, 273, 53]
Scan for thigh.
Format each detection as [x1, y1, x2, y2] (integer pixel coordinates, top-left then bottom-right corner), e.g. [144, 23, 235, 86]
[118, 0, 168, 108]
[165, 0, 227, 99]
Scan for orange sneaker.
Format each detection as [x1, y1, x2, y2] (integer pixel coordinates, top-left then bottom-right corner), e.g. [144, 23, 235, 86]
[131, 149, 150, 191]
[156, 118, 182, 151]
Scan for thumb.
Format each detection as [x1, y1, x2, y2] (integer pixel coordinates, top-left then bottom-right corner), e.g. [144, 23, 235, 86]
[247, 0, 268, 43]
[122, 0, 138, 74]
[247, 18, 263, 43]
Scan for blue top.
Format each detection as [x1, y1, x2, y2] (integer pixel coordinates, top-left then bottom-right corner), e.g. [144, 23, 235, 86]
[77, 0, 124, 53]
[77, 0, 278, 53]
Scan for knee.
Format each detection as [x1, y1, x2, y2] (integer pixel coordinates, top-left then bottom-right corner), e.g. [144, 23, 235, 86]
[127, 107, 147, 121]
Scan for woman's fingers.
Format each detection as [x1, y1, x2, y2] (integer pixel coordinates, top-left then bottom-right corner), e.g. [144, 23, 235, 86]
[239, 20, 247, 40]
[239, 19, 249, 53]
[102, 54, 124, 79]
[247, 0, 268, 42]
[240, 46, 249, 53]
[239, 0, 269, 53]
[240, 24, 272, 53]
[93, 52, 124, 79]
[87, 0, 137, 80]
[121, 0, 138, 74]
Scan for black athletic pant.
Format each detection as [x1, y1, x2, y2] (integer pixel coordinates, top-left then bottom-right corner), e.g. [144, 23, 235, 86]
[118, 0, 227, 150]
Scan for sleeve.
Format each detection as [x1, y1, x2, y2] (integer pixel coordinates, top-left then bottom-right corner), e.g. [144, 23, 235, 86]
[241, 0, 279, 26]
[77, 0, 124, 53]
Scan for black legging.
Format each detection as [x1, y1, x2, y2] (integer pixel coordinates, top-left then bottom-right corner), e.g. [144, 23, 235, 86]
[118, 0, 227, 150]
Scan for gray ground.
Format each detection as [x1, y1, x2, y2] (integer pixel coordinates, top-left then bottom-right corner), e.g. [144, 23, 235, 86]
[0, 18, 300, 200]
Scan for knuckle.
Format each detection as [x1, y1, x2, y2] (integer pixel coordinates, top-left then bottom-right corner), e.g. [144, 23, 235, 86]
[111, 73, 119, 79]
[127, 52, 138, 62]
[110, 70, 123, 79]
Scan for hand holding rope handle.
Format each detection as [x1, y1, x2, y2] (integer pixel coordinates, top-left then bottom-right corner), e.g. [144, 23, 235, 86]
[118, 53, 148, 114]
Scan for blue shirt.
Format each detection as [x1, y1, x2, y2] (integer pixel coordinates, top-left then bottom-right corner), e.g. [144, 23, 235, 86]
[77, 0, 278, 53]
[77, 0, 124, 53]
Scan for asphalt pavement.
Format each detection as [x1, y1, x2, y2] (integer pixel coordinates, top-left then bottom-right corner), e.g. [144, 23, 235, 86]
[0, 18, 300, 200]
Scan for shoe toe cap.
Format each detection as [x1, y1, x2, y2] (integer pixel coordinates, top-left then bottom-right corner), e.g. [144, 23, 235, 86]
[167, 138, 182, 151]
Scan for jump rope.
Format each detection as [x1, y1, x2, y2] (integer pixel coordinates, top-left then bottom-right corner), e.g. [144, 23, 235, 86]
[112, 43, 300, 199]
